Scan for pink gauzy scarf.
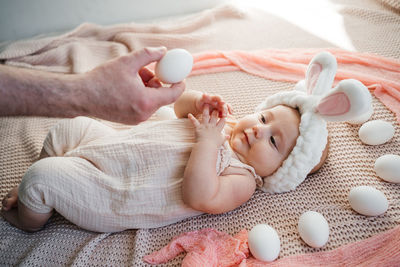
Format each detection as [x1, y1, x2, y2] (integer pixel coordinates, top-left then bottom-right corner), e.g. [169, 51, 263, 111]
[143, 225, 400, 266]
[190, 48, 400, 124]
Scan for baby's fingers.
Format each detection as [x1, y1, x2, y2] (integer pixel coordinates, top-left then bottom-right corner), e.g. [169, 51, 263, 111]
[210, 94, 223, 104]
[227, 104, 233, 115]
[198, 93, 213, 110]
[188, 113, 200, 127]
[210, 110, 219, 125]
[219, 102, 230, 118]
[202, 104, 210, 121]
[216, 117, 226, 131]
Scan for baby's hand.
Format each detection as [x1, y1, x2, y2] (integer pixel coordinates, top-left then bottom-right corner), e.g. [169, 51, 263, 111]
[195, 93, 232, 118]
[189, 105, 228, 147]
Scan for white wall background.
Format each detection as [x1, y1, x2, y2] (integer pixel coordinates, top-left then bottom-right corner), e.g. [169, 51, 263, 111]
[0, 0, 226, 42]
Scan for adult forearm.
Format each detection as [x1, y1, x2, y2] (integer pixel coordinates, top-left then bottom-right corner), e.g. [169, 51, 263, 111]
[0, 65, 88, 118]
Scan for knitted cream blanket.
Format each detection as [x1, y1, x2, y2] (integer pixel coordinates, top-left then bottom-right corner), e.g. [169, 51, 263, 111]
[1, 3, 399, 266]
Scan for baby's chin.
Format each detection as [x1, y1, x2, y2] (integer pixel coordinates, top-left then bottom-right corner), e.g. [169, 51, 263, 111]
[228, 138, 247, 162]
[229, 137, 242, 152]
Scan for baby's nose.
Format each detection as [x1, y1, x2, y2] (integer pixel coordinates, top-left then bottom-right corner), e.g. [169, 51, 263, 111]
[253, 125, 269, 139]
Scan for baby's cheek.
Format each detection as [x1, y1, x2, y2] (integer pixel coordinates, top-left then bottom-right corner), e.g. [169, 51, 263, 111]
[251, 147, 281, 176]
[231, 138, 243, 152]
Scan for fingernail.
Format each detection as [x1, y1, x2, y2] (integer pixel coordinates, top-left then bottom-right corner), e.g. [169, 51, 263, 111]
[146, 46, 167, 56]
[155, 46, 167, 53]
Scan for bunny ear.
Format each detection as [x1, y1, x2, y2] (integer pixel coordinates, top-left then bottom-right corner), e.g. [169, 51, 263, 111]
[316, 79, 372, 122]
[305, 52, 337, 96]
[294, 80, 306, 92]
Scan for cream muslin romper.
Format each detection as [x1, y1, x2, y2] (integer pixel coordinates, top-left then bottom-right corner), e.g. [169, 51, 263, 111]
[18, 116, 262, 232]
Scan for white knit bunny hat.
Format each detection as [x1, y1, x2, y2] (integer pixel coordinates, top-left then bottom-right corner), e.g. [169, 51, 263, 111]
[256, 51, 372, 193]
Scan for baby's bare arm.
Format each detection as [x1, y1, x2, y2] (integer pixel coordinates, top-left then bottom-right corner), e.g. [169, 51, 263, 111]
[174, 90, 203, 118]
[183, 99, 252, 213]
[182, 139, 220, 211]
[182, 139, 256, 214]
[174, 90, 231, 119]
[182, 112, 256, 213]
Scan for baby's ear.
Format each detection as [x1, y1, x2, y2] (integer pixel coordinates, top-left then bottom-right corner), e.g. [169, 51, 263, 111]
[316, 79, 372, 122]
[304, 51, 337, 96]
[309, 137, 329, 174]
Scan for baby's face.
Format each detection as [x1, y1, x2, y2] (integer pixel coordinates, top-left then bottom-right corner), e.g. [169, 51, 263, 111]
[229, 105, 300, 177]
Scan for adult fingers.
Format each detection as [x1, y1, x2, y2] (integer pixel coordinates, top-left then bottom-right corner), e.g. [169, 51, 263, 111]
[139, 67, 155, 83]
[130, 47, 167, 72]
[139, 67, 162, 87]
[148, 77, 162, 88]
[148, 81, 186, 108]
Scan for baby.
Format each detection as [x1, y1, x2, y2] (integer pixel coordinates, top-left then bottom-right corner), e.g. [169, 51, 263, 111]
[1, 52, 370, 232]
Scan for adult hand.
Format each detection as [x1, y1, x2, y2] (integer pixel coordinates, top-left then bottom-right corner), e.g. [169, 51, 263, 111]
[82, 46, 186, 124]
[0, 46, 185, 125]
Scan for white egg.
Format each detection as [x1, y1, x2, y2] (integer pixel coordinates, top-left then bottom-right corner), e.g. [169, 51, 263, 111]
[248, 224, 280, 262]
[155, 48, 193, 84]
[374, 154, 400, 183]
[297, 211, 329, 248]
[154, 106, 177, 120]
[358, 120, 394, 145]
[348, 186, 388, 216]
[347, 106, 373, 125]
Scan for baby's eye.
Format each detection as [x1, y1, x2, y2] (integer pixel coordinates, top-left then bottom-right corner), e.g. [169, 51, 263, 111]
[270, 136, 277, 148]
[260, 114, 266, 124]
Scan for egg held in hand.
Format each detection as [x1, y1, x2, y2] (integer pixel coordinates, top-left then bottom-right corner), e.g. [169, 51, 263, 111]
[155, 48, 193, 84]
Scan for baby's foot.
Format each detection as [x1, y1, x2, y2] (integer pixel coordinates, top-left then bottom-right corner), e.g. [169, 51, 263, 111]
[1, 186, 19, 211]
[1, 186, 52, 232]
